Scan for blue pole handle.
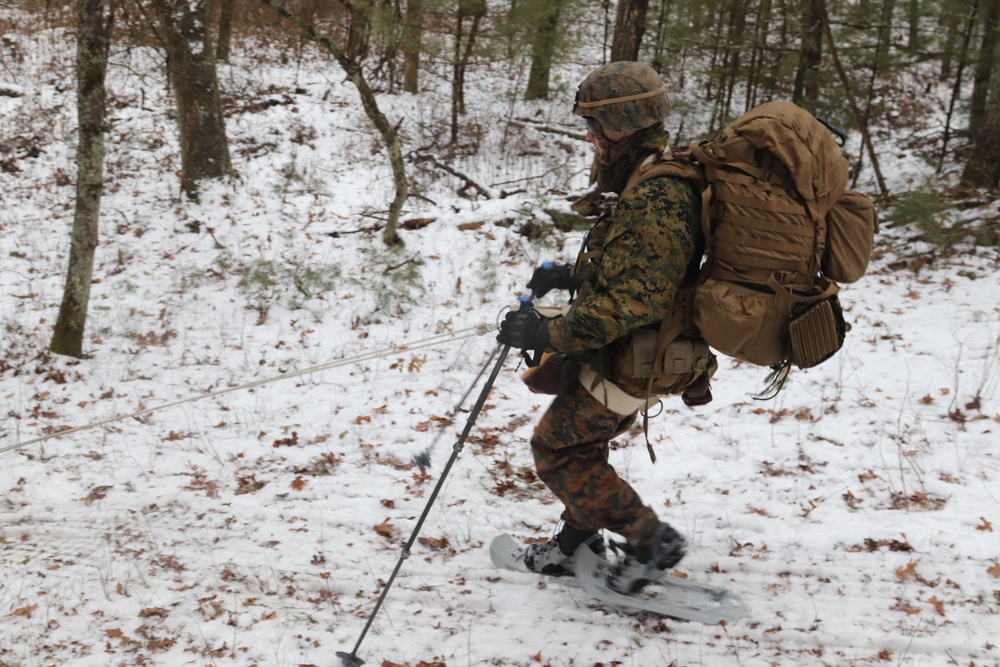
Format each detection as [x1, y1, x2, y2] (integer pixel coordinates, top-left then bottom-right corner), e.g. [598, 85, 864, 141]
[517, 296, 532, 311]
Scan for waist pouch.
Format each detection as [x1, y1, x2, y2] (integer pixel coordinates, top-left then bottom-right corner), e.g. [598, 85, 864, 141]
[613, 329, 716, 397]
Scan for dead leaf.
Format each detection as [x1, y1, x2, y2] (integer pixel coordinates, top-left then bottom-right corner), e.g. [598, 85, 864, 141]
[889, 599, 922, 615]
[355, 415, 371, 425]
[107, 628, 124, 638]
[291, 476, 307, 491]
[895, 560, 919, 581]
[79, 485, 113, 504]
[12, 603, 37, 617]
[458, 221, 485, 231]
[407, 355, 426, 372]
[418, 536, 451, 551]
[138, 607, 169, 618]
[374, 519, 394, 539]
[927, 596, 945, 616]
[976, 517, 993, 532]
[987, 563, 1000, 578]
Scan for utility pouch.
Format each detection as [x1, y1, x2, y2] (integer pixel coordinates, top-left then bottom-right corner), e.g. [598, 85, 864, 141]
[617, 329, 713, 396]
[788, 294, 847, 369]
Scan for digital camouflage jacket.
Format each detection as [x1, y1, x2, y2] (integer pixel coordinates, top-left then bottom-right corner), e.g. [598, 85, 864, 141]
[546, 129, 702, 360]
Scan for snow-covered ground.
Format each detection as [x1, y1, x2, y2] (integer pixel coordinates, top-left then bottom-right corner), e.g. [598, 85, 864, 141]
[2, 13, 999, 667]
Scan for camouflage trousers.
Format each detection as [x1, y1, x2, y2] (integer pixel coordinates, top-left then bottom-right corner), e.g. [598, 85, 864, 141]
[530, 379, 661, 547]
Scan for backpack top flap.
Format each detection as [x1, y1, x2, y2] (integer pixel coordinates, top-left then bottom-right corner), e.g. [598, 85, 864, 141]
[723, 101, 849, 215]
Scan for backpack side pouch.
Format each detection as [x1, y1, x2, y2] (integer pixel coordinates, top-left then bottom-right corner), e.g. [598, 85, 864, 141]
[788, 294, 847, 369]
[822, 190, 878, 284]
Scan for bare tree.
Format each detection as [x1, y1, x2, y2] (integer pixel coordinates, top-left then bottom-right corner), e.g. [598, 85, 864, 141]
[51, 0, 115, 357]
[525, 0, 567, 100]
[969, 0, 999, 138]
[962, 73, 1000, 187]
[260, 0, 407, 245]
[150, 0, 232, 201]
[819, 0, 888, 197]
[610, 0, 650, 62]
[793, 0, 823, 110]
[344, 0, 373, 61]
[402, 0, 424, 93]
[452, 0, 487, 137]
[216, 0, 236, 63]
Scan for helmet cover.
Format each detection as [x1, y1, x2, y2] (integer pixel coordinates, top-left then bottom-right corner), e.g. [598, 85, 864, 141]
[574, 62, 670, 133]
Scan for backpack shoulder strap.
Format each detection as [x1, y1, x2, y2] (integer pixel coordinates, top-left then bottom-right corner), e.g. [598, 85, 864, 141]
[624, 148, 714, 265]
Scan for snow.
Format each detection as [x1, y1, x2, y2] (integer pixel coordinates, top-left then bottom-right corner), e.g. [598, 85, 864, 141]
[2, 14, 1000, 667]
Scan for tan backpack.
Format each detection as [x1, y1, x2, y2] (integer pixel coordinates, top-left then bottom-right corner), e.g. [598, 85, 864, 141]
[624, 101, 879, 395]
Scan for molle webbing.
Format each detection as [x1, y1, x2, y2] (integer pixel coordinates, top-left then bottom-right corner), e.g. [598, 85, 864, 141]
[709, 177, 815, 283]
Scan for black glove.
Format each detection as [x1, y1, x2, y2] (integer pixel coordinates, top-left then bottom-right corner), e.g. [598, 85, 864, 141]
[497, 308, 550, 367]
[526, 262, 574, 298]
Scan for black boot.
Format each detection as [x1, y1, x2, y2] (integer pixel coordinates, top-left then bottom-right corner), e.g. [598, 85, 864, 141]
[523, 524, 604, 577]
[606, 522, 687, 594]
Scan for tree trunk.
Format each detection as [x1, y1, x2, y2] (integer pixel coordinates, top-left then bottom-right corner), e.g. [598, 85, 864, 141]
[969, 0, 999, 138]
[611, 0, 651, 62]
[402, 0, 423, 93]
[346, 0, 372, 62]
[152, 0, 232, 201]
[961, 77, 1000, 187]
[874, 0, 896, 68]
[51, 0, 113, 358]
[650, 0, 671, 72]
[939, 1, 961, 80]
[906, 0, 921, 51]
[705, 0, 730, 108]
[939, 0, 979, 171]
[792, 0, 823, 110]
[216, 0, 235, 63]
[524, 0, 565, 100]
[453, 0, 486, 126]
[261, 0, 407, 246]
[722, 0, 748, 119]
[819, 0, 888, 198]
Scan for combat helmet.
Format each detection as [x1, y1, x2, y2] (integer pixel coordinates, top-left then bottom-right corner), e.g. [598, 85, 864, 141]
[573, 62, 670, 133]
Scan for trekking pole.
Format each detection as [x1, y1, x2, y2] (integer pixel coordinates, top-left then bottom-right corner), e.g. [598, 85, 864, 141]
[336, 299, 530, 667]
[411, 343, 501, 472]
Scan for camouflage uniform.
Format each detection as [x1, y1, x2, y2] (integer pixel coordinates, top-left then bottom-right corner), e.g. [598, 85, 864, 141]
[531, 128, 701, 549]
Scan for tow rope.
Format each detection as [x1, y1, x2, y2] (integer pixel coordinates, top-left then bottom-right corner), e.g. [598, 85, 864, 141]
[0, 324, 491, 455]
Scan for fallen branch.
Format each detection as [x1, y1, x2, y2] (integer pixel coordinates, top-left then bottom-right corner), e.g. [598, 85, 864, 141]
[324, 224, 383, 238]
[515, 117, 588, 141]
[413, 154, 493, 199]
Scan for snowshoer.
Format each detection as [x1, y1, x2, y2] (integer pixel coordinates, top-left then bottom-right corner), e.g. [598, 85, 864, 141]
[497, 62, 715, 594]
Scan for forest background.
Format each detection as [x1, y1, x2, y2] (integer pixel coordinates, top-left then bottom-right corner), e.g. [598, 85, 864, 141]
[1, 0, 999, 665]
